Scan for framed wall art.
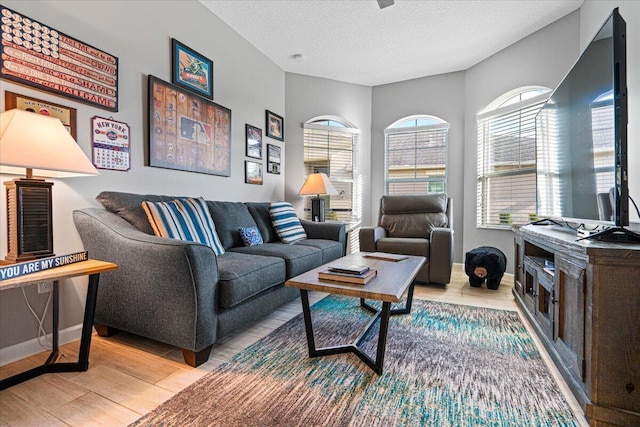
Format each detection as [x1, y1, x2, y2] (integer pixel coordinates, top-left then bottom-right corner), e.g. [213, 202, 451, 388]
[245, 124, 262, 159]
[265, 110, 284, 141]
[5, 91, 77, 139]
[267, 144, 281, 175]
[171, 38, 214, 100]
[91, 116, 130, 171]
[245, 161, 263, 185]
[0, 6, 119, 111]
[148, 75, 231, 176]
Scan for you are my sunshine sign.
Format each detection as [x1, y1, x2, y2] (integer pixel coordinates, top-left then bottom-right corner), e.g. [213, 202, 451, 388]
[0, 251, 88, 281]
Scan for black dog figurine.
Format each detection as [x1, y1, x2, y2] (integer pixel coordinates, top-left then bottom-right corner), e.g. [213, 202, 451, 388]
[465, 246, 507, 290]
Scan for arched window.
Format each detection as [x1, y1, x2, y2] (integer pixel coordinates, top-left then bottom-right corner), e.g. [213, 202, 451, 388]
[384, 115, 449, 195]
[303, 116, 360, 223]
[476, 86, 551, 227]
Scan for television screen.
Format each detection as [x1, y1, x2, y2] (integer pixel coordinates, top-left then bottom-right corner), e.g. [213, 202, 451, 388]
[535, 8, 627, 227]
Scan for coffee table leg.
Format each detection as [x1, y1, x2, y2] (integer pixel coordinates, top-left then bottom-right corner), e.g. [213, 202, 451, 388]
[360, 280, 416, 315]
[373, 301, 391, 375]
[299, 289, 317, 355]
[299, 290, 395, 375]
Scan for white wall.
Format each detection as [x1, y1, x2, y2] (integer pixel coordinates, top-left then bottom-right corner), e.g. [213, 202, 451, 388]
[0, 0, 285, 354]
[284, 73, 372, 225]
[460, 11, 581, 272]
[371, 72, 466, 262]
[580, 1, 640, 224]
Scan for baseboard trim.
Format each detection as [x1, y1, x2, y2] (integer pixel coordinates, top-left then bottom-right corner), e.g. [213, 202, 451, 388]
[0, 324, 83, 366]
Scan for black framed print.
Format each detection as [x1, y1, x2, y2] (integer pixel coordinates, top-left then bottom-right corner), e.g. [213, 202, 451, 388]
[265, 110, 284, 141]
[267, 144, 281, 174]
[246, 124, 262, 159]
[245, 161, 263, 185]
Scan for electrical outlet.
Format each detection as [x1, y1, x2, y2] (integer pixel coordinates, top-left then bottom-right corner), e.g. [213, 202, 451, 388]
[37, 282, 52, 294]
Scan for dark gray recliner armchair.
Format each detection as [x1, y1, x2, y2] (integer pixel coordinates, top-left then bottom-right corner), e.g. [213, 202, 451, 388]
[359, 193, 454, 285]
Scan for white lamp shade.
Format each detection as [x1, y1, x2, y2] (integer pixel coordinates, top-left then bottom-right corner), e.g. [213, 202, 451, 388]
[0, 109, 98, 178]
[298, 173, 338, 196]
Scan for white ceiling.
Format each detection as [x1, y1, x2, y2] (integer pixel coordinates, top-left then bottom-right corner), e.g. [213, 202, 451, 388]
[200, 0, 583, 87]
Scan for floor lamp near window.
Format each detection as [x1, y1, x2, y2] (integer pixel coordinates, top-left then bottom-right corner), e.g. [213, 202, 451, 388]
[298, 173, 338, 222]
[0, 109, 99, 263]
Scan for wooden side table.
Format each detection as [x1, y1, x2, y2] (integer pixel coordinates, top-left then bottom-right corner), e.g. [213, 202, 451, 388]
[0, 259, 118, 390]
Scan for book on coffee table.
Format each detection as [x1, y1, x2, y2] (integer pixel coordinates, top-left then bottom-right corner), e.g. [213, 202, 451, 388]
[327, 264, 370, 275]
[363, 252, 409, 261]
[318, 268, 377, 285]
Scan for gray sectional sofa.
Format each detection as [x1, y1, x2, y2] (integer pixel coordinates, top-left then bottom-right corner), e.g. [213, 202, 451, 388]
[73, 191, 346, 367]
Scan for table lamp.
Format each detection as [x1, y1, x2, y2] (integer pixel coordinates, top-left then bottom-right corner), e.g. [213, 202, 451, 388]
[298, 173, 338, 222]
[0, 108, 99, 263]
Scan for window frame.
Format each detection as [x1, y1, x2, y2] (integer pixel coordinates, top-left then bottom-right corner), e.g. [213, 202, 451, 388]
[476, 87, 551, 229]
[302, 116, 360, 224]
[384, 115, 449, 196]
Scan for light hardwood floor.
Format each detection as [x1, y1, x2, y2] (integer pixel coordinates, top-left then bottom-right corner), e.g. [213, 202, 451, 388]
[0, 264, 587, 427]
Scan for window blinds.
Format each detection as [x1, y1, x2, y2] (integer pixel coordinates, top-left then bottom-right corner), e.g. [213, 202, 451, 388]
[477, 99, 546, 227]
[303, 126, 357, 222]
[385, 125, 448, 196]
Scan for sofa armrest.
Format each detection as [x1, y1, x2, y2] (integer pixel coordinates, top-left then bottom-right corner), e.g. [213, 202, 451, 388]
[429, 227, 454, 284]
[300, 219, 346, 255]
[72, 208, 219, 352]
[359, 226, 387, 252]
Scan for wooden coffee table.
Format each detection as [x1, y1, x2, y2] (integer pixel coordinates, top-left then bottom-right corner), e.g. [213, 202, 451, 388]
[285, 252, 425, 374]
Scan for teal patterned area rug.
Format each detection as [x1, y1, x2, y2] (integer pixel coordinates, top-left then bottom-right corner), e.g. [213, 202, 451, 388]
[131, 296, 580, 427]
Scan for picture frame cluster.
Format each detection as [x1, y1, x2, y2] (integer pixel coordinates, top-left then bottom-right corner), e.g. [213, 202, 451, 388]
[0, 5, 287, 185]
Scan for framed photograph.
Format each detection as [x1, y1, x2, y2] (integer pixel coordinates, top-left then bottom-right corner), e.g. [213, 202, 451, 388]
[172, 38, 214, 100]
[5, 91, 77, 140]
[245, 161, 263, 185]
[265, 110, 284, 141]
[0, 6, 118, 111]
[91, 116, 130, 171]
[148, 75, 231, 176]
[267, 144, 281, 175]
[245, 124, 262, 159]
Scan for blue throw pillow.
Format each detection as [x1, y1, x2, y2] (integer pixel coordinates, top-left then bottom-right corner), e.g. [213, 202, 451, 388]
[269, 202, 307, 244]
[239, 227, 263, 247]
[141, 197, 225, 255]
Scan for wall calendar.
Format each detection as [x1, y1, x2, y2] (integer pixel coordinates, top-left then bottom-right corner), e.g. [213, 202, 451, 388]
[91, 116, 130, 171]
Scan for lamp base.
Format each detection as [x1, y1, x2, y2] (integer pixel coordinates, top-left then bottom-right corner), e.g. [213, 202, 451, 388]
[4, 178, 54, 263]
[311, 197, 325, 222]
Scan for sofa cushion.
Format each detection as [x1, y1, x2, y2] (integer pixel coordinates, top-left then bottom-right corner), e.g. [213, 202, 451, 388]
[269, 202, 307, 243]
[141, 197, 225, 255]
[246, 202, 279, 243]
[239, 227, 263, 247]
[207, 201, 258, 250]
[376, 237, 430, 258]
[97, 191, 176, 234]
[294, 239, 343, 265]
[216, 252, 286, 308]
[229, 243, 322, 279]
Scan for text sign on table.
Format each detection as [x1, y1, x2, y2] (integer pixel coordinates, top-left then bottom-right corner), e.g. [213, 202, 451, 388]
[0, 251, 89, 281]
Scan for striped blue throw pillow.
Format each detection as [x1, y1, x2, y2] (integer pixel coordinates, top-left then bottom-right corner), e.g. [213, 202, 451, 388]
[269, 202, 307, 244]
[141, 197, 225, 255]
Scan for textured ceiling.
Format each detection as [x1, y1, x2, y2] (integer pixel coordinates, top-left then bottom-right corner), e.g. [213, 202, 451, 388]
[200, 0, 583, 87]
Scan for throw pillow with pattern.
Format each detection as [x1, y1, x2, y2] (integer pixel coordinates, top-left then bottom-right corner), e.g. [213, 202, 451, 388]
[141, 197, 225, 255]
[269, 202, 307, 244]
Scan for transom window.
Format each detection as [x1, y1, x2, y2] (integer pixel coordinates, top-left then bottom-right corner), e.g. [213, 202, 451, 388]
[384, 115, 449, 195]
[303, 116, 360, 223]
[476, 87, 551, 227]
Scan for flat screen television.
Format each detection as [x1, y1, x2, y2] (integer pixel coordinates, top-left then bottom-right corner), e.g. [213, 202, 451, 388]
[535, 8, 636, 240]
